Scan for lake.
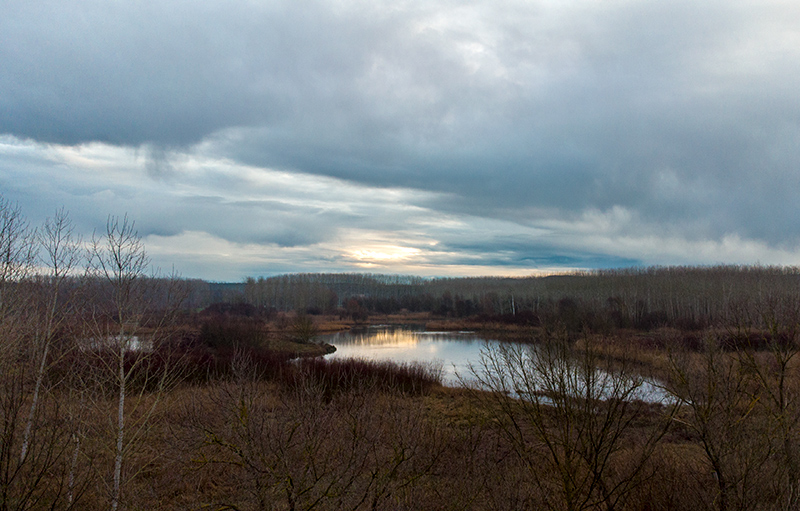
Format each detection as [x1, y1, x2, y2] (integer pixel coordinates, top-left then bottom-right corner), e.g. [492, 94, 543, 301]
[320, 324, 500, 386]
[319, 324, 672, 403]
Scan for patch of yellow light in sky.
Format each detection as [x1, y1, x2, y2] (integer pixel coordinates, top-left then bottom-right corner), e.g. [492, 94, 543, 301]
[350, 245, 421, 262]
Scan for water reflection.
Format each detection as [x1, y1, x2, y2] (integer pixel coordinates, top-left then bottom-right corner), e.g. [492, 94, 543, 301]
[321, 325, 491, 385]
[325, 327, 422, 347]
[320, 325, 672, 404]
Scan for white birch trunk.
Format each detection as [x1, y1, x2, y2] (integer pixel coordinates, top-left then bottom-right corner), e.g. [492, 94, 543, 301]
[111, 341, 126, 511]
[19, 341, 51, 463]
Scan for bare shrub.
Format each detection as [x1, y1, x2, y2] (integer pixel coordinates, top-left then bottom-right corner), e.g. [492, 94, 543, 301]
[184, 353, 448, 510]
[666, 334, 775, 510]
[198, 313, 268, 350]
[289, 313, 318, 343]
[467, 330, 676, 511]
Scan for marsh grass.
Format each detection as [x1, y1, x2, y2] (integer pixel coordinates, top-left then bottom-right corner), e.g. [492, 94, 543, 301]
[286, 357, 444, 398]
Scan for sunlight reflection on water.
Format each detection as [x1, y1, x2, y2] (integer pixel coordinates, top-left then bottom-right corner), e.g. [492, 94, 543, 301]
[319, 325, 672, 404]
[321, 325, 489, 384]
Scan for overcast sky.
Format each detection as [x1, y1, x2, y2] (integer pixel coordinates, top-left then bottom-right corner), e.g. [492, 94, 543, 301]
[2, 0, 799, 281]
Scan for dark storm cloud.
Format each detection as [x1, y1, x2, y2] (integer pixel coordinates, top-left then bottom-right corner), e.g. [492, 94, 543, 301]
[432, 233, 642, 269]
[2, 0, 800, 278]
[1, 0, 374, 145]
[197, 1, 800, 245]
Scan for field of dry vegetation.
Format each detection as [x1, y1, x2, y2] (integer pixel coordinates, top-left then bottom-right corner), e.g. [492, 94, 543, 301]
[4, 198, 800, 510]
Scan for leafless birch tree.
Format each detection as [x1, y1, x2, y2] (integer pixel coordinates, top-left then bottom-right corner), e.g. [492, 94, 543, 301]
[19, 208, 82, 463]
[85, 215, 184, 511]
[0, 198, 85, 509]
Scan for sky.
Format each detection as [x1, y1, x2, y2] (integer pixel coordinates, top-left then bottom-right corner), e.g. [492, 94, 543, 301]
[2, 0, 800, 281]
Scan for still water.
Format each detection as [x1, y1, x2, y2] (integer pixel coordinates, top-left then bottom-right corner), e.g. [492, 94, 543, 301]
[319, 325, 671, 403]
[320, 325, 498, 386]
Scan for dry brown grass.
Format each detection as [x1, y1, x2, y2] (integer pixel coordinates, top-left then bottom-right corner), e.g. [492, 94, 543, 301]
[7, 366, 770, 511]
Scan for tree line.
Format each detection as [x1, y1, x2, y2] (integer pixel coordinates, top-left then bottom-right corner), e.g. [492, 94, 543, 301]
[238, 267, 800, 331]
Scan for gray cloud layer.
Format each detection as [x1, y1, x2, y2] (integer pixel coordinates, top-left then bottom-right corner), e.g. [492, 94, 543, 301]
[2, 0, 800, 278]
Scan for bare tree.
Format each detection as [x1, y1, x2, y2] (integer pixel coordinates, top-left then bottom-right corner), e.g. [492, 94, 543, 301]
[727, 295, 800, 509]
[0, 196, 36, 362]
[467, 330, 676, 511]
[667, 334, 773, 511]
[85, 215, 184, 511]
[0, 198, 85, 510]
[0, 197, 35, 284]
[20, 208, 82, 462]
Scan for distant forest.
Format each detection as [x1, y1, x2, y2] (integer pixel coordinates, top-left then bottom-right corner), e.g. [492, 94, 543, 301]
[188, 266, 800, 331]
